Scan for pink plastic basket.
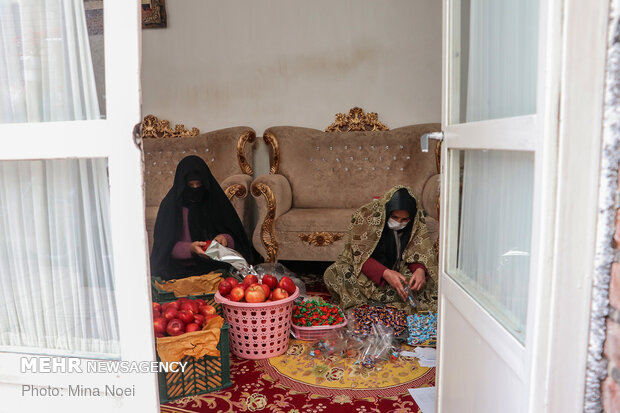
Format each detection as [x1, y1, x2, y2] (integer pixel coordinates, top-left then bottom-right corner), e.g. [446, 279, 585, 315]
[214, 287, 299, 359]
[291, 318, 348, 341]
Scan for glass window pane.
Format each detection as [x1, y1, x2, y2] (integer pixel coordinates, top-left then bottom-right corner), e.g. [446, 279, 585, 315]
[448, 149, 534, 342]
[0, 0, 105, 124]
[450, 0, 539, 124]
[0, 158, 119, 358]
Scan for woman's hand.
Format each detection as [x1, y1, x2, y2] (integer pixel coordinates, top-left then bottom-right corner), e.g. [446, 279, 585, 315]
[382, 269, 408, 301]
[213, 234, 228, 247]
[408, 268, 427, 291]
[190, 241, 207, 255]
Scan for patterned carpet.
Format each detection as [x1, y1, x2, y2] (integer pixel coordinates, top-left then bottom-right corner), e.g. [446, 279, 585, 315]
[160, 261, 434, 412]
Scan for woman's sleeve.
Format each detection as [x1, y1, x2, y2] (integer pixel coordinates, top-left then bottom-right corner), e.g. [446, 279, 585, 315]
[408, 262, 428, 277]
[171, 241, 192, 260]
[362, 257, 387, 286]
[220, 233, 234, 249]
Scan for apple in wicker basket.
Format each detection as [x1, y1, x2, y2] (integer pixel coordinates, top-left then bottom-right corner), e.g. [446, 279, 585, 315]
[259, 283, 270, 298]
[270, 288, 289, 301]
[229, 286, 245, 302]
[245, 284, 267, 303]
[225, 277, 239, 288]
[242, 274, 259, 286]
[218, 280, 233, 296]
[277, 276, 296, 295]
[261, 274, 278, 290]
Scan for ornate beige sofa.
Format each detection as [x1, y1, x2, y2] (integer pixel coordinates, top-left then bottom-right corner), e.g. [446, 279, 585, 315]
[250, 108, 441, 262]
[141, 115, 256, 252]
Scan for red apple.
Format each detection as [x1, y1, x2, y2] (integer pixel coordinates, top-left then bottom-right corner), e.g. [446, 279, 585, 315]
[163, 307, 178, 320]
[218, 280, 232, 296]
[194, 299, 207, 307]
[186, 323, 202, 333]
[261, 274, 278, 290]
[242, 274, 258, 286]
[245, 284, 267, 303]
[229, 286, 245, 302]
[259, 283, 270, 297]
[204, 314, 218, 322]
[193, 314, 205, 327]
[201, 240, 212, 251]
[166, 318, 185, 336]
[177, 310, 195, 324]
[237, 283, 248, 291]
[155, 332, 165, 338]
[180, 300, 199, 314]
[152, 302, 161, 313]
[199, 304, 217, 317]
[278, 276, 296, 295]
[153, 317, 167, 335]
[162, 301, 179, 311]
[225, 277, 239, 288]
[270, 287, 289, 301]
[153, 309, 161, 319]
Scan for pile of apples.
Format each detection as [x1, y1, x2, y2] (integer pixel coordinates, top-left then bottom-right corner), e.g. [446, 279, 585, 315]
[218, 274, 296, 303]
[152, 298, 218, 337]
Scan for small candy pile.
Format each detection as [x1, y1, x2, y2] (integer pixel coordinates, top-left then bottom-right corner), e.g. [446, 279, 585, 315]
[293, 300, 344, 327]
[406, 312, 437, 346]
[351, 305, 408, 336]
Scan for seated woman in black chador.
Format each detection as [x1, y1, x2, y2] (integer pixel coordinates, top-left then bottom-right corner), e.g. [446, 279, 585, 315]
[150, 155, 252, 280]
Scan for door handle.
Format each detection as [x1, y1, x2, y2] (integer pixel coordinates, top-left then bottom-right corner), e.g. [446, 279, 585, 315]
[420, 131, 444, 152]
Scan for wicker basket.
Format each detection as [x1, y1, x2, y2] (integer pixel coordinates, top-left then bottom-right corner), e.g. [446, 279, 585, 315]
[214, 287, 299, 359]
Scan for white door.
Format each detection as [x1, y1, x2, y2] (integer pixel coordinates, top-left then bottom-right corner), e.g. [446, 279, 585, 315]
[0, 1, 158, 411]
[437, 0, 548, 411]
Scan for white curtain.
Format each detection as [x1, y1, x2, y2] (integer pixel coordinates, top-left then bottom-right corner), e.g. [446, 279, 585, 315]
[0, 1, 117, 356]
[465, 0, 538, 122]
[456, 150, 534, 340]
[0, 159, 119, 356]
[0, 0, 100, 123]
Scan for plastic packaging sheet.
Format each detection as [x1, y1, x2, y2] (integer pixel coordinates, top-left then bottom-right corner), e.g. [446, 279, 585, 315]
[203, 241, 257, 275]
[255, 262, 307, 298]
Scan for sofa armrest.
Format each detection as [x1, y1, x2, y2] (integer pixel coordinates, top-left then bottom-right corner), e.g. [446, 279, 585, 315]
[250, 174, 292, 262]
[221, 174, 253, 236]
[221, 174, 253, 200]
[422, 174, 441, 221]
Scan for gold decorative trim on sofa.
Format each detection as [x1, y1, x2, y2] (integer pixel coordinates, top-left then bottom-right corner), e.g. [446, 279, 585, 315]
[237, 130, 256, 176]
[299, 232, 344, 247]
[224, 184, 247, 201]
[141, 114, 199, 139]
[251, 182, 278, 262]
[264, 131, 281, 175]
[325, 107, 389, 132]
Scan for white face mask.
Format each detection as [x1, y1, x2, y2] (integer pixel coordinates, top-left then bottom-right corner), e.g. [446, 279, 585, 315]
[387, 218, 407, 231]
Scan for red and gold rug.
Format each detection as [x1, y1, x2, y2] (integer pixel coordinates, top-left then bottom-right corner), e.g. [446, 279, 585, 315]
[161, 339, 434, 413]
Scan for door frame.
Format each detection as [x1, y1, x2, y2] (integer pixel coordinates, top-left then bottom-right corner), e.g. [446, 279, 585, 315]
[437, 0, 609, 411]
[0, 1, 159, 411]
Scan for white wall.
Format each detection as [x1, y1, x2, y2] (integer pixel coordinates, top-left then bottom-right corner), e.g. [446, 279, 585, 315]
[141, 0, 442, 176]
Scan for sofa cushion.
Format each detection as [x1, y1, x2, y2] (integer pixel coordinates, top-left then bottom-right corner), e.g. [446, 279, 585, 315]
[265, 124, 440, 210]
[275, 208, 354, 233]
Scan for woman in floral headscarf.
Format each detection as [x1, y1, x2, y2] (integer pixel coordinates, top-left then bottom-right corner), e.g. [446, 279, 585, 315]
[323, 186, 438, 313]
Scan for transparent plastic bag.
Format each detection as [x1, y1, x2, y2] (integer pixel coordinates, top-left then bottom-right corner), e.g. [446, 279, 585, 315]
[354, 323, 395, 369]
[254, 262, 307, 297]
